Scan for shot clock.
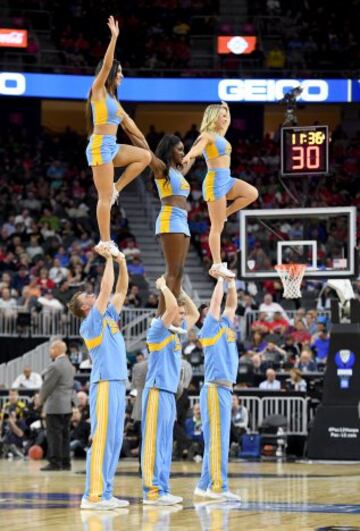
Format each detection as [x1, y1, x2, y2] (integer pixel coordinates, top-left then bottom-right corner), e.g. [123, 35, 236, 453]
[280, 125, 329, 176]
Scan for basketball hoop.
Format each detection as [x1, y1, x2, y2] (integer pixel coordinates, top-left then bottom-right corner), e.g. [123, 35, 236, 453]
[275, 264, 306, 299]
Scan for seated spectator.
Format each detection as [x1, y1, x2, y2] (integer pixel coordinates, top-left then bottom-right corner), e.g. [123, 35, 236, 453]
[26, 234, 44, 260]
[76, 391, 89, 420]
[127, 257, 145, 276]
[311, 319, 330, 364]
[145, 293, 159, 309]
[246, 330, 267, 356]
[259, 368, 281, 390]
[251, 311, 271, 334]
[36, 268, 55, 293]
[12, 367, 42, 390]
[259, 293, 288, 321]
[290, 318, 312, 346]
[305, 310, 318, 335]
[280, 335, 300, 367]
[183, 329, 201, 356]
[258, 341, 287, 368]
[296, 349, 317, 373]
[69, 407, 90, 457]
[0, 409, 27, 458]
[49, 258, 69, 285]
[230, 395, 249, 445]
[268, 311, 289, 334]
[286, 368, 307, 392]
[185, 402, 204, 456]
[121, 239, 141, 259]
[0, 287, 17, 317]
[127, 285, 142, 308]
[37, 290, 64, 312]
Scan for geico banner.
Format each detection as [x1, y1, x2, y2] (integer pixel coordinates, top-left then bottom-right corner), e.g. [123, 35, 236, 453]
[0, 72, 355, 102]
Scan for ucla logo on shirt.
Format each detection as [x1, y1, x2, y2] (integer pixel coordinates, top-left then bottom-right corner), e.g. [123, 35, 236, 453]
[226, 328, 236, 343]
[106, 318, 120, 335]
[174, 335, 181, 351]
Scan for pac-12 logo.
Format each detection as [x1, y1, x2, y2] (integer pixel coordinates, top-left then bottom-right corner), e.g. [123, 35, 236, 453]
[218, 79, 329, 102]
[0, 72, 26, 95]
[335, 349, 355, 389]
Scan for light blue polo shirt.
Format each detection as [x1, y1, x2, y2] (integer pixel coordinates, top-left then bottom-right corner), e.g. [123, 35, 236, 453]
[199, 314, 239, 384]
[80, 304, 128, 384]
[145, 318, 182, 394]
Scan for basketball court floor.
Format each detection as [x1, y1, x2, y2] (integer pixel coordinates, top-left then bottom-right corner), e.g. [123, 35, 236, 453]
[1, 459, 360, 530]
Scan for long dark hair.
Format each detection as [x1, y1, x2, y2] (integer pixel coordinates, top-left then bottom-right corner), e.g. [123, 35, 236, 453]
[154, 134, 182, 180]
[86, 59, 121, 136]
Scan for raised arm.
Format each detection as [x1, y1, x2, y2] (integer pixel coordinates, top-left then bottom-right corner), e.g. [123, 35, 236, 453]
[111, 254, 128, 314]
[208, 277, 224, 321]
[156, 276, 178, 328]
[182, 133, 211, 165]
[223, 279, 237, 323]
[94, 249, 114, 314]
[179, 288, 200, 330]
[92, 16, 119, 96]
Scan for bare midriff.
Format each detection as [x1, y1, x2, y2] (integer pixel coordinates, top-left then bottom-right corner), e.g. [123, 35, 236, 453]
[93, 124, 118, 136]
[206, 154, 231, 170]
[161, 196, 188, 209]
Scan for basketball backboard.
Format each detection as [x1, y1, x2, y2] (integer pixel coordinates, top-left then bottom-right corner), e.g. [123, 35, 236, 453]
[239, 207, 357, 279]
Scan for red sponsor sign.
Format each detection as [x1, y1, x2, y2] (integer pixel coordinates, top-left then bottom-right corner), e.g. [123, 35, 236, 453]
[0, 29, 28, 48]
[217, 36, 257, 55]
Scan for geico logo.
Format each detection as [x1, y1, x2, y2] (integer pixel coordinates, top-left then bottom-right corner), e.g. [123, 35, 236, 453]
[218, 79, 329, 102]
[0, 73, 26, 95]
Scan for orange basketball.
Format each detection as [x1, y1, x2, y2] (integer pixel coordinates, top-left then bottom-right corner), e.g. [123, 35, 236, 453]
[28, 445, 44, 460]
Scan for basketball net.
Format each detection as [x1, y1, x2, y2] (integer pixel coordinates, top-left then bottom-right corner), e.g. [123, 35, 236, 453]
[275, 264, 306, 299]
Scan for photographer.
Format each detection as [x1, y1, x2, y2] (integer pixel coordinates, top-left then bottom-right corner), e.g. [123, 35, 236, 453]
[1, 410, 27, 459]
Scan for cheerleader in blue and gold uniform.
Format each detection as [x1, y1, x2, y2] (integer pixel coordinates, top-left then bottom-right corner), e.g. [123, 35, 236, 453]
[183, 102, 258, 279]
[124, 132, 194, 313]
[85, 16, 151, 257]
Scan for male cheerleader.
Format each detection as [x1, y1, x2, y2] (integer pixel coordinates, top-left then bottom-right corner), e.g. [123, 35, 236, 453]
[194, 276, 241, 501]
[68, 247, 129, 510]
[142, 276, 199, 505]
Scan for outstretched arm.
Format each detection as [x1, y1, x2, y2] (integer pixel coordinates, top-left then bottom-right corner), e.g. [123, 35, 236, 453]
[92, 16, 119, 96]
[207, 277, 224, 321]
[124, 125, 166, 178]
[94, 249, 114, 314]
[182, 133, 210, 165]
[223, 279, 237, 323]
[180, 288, 200, 329]
[156, 276, 178, 328]
[111, 254, 128, 314]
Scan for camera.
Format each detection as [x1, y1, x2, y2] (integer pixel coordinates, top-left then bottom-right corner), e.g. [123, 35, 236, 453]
[280, 86, 303, 126]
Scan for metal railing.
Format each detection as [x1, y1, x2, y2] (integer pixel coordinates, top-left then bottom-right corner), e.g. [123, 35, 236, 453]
[189, 394, 309, 435]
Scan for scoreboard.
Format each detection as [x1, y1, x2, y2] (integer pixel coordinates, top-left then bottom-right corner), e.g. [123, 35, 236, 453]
[280, 125, 329, 176]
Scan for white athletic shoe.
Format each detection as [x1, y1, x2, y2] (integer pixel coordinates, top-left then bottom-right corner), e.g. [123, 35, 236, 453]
[109, 496, 130, 507]
[168, 324, 187, 335]
[204, 489, 226, 500]
[194, 487, 207, 497]
[80, 497, 120, 510]
[95, 240, 124, 259]
[143, 493, 183, 506]
[209, 263, 235, 279]
[221, 491, 242, 502]
[110, 184, 119, 207]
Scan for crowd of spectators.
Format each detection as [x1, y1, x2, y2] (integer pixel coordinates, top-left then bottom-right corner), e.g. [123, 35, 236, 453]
[0, 124, 157, 333]
[4, 0, 359, 76]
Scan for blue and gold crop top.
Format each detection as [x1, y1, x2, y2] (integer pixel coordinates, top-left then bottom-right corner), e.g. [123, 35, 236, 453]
[202, 133, 232, 161]
[155, 167, 190, 199]
[91, 93, 125, 127]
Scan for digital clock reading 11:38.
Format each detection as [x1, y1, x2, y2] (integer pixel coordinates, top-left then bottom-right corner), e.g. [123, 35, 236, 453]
[280, 125, 329, 176]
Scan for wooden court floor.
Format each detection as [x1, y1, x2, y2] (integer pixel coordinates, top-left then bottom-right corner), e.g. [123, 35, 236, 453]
[1, 459, 360, 530]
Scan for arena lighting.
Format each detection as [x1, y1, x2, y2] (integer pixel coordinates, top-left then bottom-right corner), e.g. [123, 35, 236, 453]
[0, 72, 355, 102]
[217, 36, 257, 55]
[0, 29, 28, 48]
